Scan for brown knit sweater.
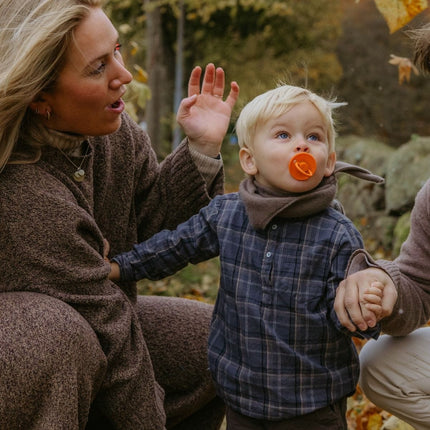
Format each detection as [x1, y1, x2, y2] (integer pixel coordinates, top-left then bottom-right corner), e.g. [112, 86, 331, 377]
[0, 112, 223, 429]
[348, 178, 430, 336]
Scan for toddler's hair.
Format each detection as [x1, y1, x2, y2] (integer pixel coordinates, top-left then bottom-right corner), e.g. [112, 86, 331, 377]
[235, 85, 345, 154]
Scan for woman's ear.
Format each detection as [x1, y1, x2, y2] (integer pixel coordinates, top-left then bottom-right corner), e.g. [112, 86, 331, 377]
[29, 93, 49, 116]
[239, 147, 258, 176]
[324, 151, 336, 177]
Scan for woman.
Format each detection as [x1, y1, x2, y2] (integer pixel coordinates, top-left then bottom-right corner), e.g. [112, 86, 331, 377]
[0, 1, 239, 429]
[334, 23, 430, 430]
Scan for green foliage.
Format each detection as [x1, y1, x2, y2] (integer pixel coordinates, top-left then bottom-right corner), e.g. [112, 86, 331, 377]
[105, 0, 343, 119]
[181, 0, 343, 104]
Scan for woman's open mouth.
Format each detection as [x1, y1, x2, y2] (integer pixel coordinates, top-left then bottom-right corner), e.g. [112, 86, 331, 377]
[107, 98, 125, 113]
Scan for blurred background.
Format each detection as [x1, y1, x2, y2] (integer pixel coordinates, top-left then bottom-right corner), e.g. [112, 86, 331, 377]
[105, 0, 430, 154]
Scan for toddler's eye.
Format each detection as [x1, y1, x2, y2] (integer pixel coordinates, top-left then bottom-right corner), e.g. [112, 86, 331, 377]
[276, 132, 289, 139]
[307, 134, 320, 142]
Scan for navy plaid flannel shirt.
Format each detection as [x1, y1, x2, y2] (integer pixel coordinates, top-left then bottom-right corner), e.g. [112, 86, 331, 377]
[114, 192, 377, 420]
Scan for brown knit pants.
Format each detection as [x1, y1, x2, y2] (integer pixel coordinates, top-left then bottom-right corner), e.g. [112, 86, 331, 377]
[0, 292, 224, 430]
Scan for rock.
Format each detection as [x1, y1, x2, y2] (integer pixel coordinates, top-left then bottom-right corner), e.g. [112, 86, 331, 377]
[392, 211, 411, 257]
[385, 135, 430, 215]
[336, 135, 392, 220]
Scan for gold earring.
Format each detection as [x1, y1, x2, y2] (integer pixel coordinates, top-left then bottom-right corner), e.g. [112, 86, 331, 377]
[46, 110, 51, 121]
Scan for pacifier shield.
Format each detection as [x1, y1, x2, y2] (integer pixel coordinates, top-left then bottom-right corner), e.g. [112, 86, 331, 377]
[289, 153, 317, 181]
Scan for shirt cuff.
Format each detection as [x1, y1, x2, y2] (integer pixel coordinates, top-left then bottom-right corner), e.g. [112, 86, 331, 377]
[346, 249, 379, 275]
[187, 140, 223, 190]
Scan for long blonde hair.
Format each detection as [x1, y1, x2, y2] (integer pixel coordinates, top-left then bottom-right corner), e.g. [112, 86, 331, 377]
[0, 0, 102, 171]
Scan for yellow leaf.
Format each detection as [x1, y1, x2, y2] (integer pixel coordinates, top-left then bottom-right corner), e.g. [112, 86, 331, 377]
[133, 65, 148, 83]
[130, 41, 139, 57]
[367, 412, 382, 430]
[388, 54, 420, 83]
[374, 0, 428, 33]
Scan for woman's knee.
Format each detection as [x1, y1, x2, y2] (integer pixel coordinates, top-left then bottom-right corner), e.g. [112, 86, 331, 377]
[0, 292, 107, 423]
[359, 332, 430, 402]
[0, 292, 106, 367]
[359, 339, 386, 397]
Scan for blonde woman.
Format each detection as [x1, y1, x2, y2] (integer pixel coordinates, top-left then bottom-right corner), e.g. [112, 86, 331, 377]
[0, 0, 239, 429]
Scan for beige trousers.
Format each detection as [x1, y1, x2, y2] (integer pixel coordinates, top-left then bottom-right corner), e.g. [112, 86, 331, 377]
[359, 327, 430, 430]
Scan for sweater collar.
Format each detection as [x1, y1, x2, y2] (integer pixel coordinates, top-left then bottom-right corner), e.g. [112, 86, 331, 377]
[25, 122, 88, 154]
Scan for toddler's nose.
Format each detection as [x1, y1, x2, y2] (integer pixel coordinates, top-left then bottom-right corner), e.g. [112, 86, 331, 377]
[295, 140, 310, 153]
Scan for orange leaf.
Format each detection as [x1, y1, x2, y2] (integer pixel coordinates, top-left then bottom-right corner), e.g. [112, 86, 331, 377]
[374, 0, 429, 33]
[388, 54, 420, 83]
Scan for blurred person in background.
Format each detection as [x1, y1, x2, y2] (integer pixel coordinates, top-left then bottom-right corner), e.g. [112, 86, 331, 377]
[334, 23, 430, 430]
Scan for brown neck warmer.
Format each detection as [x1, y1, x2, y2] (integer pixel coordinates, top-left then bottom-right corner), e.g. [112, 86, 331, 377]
[239, 161, 384, 230]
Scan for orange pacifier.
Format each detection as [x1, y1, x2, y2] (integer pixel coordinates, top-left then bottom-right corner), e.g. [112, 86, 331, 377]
[289, 152, 316, 181]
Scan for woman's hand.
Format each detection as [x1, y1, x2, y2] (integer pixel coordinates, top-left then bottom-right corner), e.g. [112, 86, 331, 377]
[334, 267, 398, 332]
[177, 63, 240, 157]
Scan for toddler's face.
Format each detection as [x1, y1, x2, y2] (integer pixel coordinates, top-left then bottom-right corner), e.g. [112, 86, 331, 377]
[239, 101, 335, 193]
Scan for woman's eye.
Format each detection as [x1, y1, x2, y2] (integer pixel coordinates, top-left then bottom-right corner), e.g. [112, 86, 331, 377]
[114, 43, 122, 56]
[90, 61, 106, 75]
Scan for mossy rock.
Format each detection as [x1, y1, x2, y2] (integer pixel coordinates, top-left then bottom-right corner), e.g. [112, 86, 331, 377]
[392, 211, 411, 258]
[335, 135, 391, 219]
[385, 136, 430, 215]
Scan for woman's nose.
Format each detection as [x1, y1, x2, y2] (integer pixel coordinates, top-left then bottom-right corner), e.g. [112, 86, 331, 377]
[110, 64, 133, 89]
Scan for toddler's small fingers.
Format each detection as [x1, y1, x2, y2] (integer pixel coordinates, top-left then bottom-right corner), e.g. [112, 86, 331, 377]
[363, 293, 382, 305]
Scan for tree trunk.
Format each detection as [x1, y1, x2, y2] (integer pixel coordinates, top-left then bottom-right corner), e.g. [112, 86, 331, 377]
[144, 0, 170, 157]
[173, 0, 185, 149]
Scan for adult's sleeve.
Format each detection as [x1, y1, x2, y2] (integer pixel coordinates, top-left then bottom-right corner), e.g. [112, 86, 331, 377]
[379, 179, 430, 335]
[120, 116, 224, 241]
[345, 179, 430, 336]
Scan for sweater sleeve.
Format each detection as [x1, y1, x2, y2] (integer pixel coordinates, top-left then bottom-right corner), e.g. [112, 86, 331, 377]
[379, 179, 430, 335]
[345, 179, 430, 336]
[118, 115, 224, 241]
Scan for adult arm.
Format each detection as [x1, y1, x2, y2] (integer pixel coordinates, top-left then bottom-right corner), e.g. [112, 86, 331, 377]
[177, 63, 239, 158]
[335, 179, 430, 336]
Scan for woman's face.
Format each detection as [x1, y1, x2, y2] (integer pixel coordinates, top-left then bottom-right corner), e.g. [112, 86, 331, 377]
[39, 7, 133, 136]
